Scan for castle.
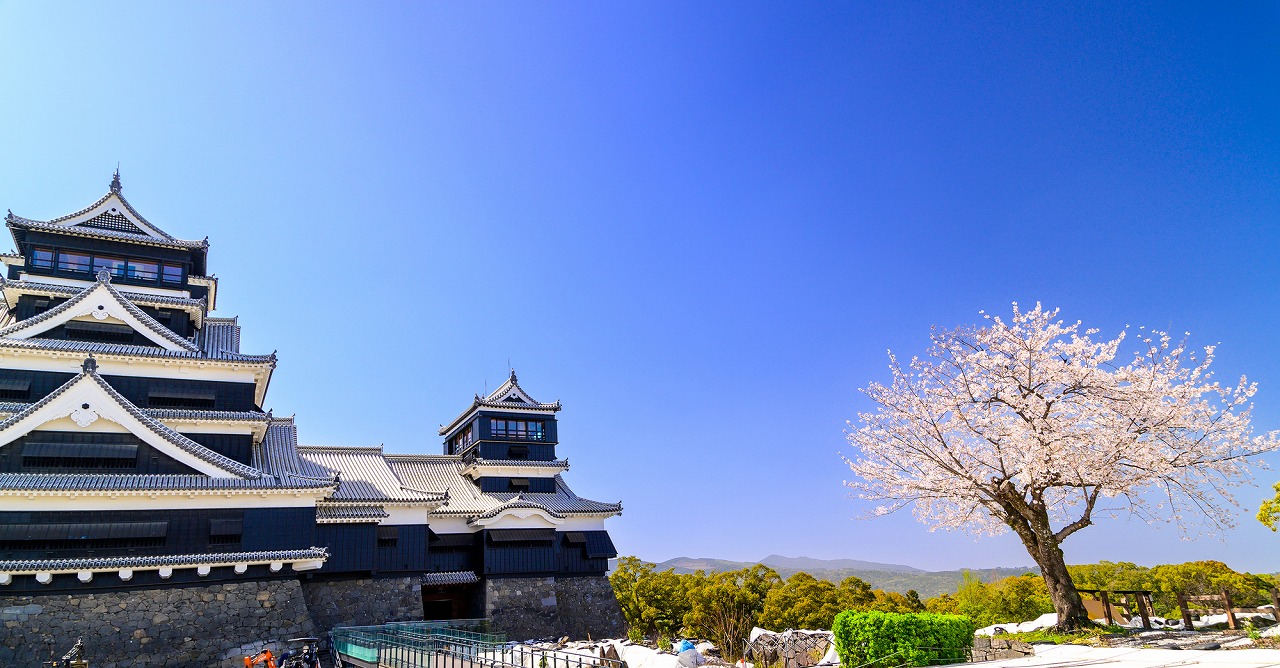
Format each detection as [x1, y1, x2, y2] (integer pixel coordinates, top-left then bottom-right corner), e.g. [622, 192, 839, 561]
[0, 175, 624, 665]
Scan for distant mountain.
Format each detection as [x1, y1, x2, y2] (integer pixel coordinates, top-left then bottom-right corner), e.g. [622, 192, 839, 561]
[649, 556, 1037, 598]
[759, 554, 923, 574]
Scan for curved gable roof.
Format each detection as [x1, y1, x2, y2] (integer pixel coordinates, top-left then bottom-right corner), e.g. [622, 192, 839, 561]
[0, 271, 199, 352]
[0, 360, 262, 479]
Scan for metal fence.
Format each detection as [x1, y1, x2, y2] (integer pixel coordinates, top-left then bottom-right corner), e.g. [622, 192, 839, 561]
[330, 619, 627, 668]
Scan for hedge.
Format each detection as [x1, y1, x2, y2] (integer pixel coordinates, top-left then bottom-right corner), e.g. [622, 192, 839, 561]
[831, 611, 975, 667]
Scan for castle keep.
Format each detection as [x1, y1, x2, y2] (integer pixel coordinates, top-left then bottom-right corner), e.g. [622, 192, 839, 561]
[0, 176, 624, 665]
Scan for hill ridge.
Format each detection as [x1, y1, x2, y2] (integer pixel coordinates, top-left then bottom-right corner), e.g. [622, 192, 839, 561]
[650, 555, 1038, 598]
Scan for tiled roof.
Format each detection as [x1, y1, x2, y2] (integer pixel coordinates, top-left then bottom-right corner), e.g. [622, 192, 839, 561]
[134, 407, 268, 422]
[474, 494, 566, 521]
[296, 445, 446, 505]
[196, 317, 241, 357]
[0, 271, 200, 352]
[421, 571, 480, 586]
[440, 370, 561, 436]
[0, 334, 275, 364]
[385, 455, 622, 518]
[472, 458, 569, 468]
[253, 418, 338, 489]
[0, 473, 330, 493]
[6, 216, 208, 250]
[0, 402, 267, 423]
[316, 504, 389, 523]
[5, 187, 206, 251]
[0, 547, 327, 574]
[464, 458, 570, 472]
[0, 277, 206, 315]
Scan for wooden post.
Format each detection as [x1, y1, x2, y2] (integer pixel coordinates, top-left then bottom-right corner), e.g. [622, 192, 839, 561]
[1137, 592, 1152, 631]
[1177, 592, 1194, 630]
[1100, 591, 1114, 626]
[1223, 589, 1238, 630]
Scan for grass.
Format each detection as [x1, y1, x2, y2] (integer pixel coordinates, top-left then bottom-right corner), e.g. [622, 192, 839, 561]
[1002, 625, 1131, 645]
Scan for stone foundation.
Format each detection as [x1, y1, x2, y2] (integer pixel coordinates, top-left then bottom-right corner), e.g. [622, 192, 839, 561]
[0, 579, 316, 668]
[0, 573, 620, 666]
[485, 575, 625, 640]
[301, 576, 423, 632]
[971, 637, 1035, 662]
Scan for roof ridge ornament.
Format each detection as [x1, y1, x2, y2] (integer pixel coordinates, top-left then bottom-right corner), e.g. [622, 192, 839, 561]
[95, 268, 113, 284]
[82, 355, 97, 373]
[110, 168, 122, 195]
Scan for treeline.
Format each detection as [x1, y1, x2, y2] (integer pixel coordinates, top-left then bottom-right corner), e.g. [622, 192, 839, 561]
[609, 556, 925, 655]
[926, 560, 1280, 627]
[610, 557, 1280, 646]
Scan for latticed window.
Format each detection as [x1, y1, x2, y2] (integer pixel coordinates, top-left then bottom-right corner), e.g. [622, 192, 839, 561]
[0, 521, 168, 552]
[21, 442, 138, 471]
[208, 519, 243, 546]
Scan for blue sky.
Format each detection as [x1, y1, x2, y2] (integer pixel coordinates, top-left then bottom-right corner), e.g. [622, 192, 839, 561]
[1, 2, 1278, 573]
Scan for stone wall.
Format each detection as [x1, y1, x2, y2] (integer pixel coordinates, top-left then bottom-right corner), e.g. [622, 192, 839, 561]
[554, 575, 626, 640]
[971, 637, 1035, 662]
[0, 579, 316, 668]
[486, 575, 559, 640]
[485, 575, 625, 640]
[301, 576, 423, 633]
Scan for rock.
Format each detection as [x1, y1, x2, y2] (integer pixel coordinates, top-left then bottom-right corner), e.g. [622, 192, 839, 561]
[1187, 642, 1221, 651]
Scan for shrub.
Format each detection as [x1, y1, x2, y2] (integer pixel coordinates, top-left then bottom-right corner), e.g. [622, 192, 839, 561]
[832, 611, 975, 667]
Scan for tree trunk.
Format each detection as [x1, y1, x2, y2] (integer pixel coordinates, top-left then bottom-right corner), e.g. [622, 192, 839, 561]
[1029, 538, 1091, 630]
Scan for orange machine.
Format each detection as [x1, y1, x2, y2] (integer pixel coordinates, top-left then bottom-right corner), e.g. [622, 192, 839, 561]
[244, 648, 278, 668]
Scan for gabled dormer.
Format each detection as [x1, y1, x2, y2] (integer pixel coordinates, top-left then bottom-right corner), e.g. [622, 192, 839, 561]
[0, 270, 200, 351]
[4, 171, 216, 305]
[439, 371, 561, 463]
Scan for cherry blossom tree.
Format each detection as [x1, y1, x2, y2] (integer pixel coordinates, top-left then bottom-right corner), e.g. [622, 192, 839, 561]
[844, 303, 1278, 629]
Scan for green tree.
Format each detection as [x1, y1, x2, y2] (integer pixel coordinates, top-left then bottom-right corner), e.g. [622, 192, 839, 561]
[992, 574, 1053, 623]
[1260, 482, 1280, 531]
[760, 573, 847, 631]
[838, 576, 876, 610]
[924, 593, 960, 615]
[1147, 561, 1269, 616]
[684, 566, 780, 658]
[610, 556, 692, 639]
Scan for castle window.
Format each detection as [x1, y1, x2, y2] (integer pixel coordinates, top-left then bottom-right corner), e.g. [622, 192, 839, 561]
[127, 260, 159, 282]
[508, 478, 530, 492]
[31, 248, 54, 269]
[57, 251, 91, 273]
[92, 256, 127, 278]
[0, 521, 167, 552]
[377, 526, 399, 549]
[487, 528, 555, 543]
[64, 320, 137, 344]
[0, 378, 30, 401]
[507, 444, 529, 460]
[490, 419, 546, 441]
[208, 519, 243, 546]
[22, 442, 138, 471]
[148, 387, 217, 409]
[162, 264, 183, 283]
[449, 425, 474, 453]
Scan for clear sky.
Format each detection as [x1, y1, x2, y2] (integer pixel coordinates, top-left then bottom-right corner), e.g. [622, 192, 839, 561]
[1, 2, 1278, 573]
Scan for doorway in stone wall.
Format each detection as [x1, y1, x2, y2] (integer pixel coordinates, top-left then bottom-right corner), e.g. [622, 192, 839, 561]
[421, 582, 478, 620]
